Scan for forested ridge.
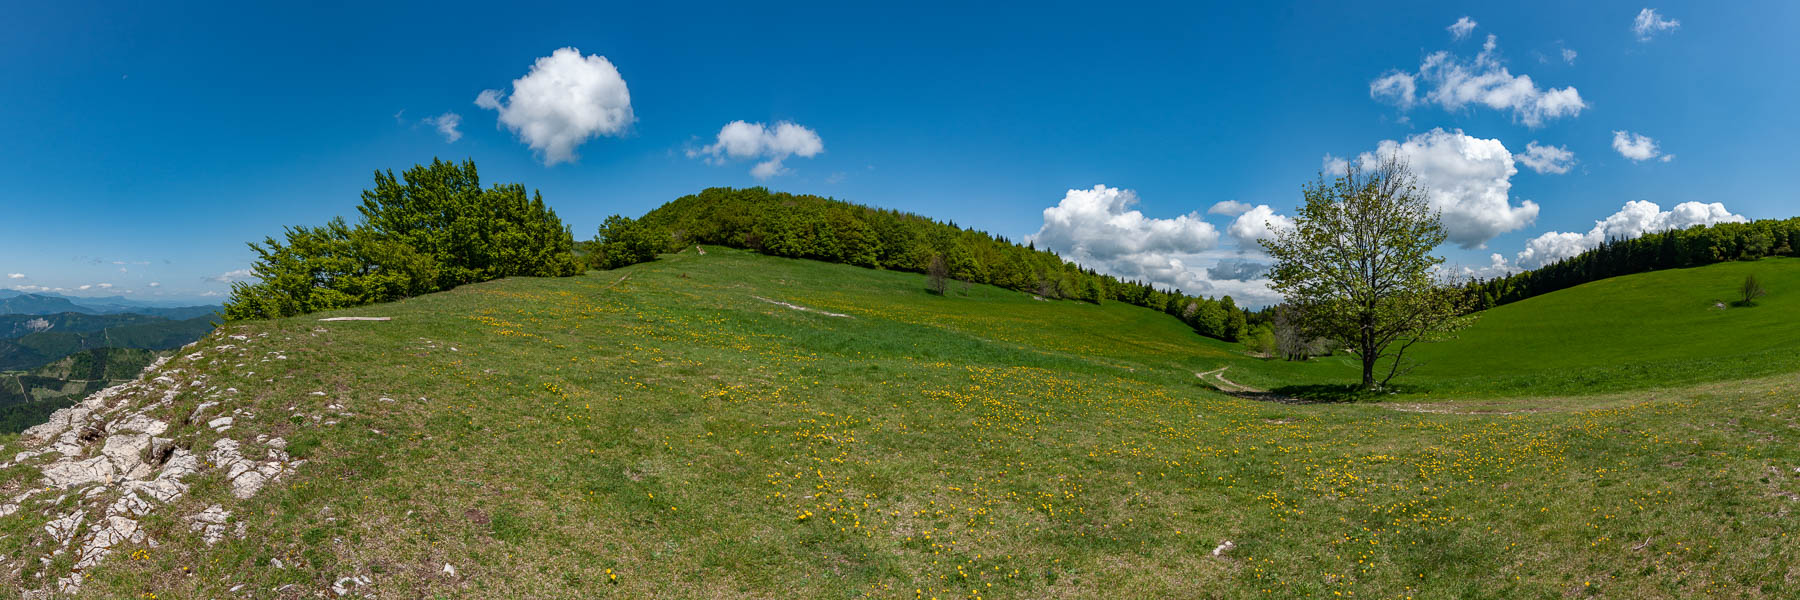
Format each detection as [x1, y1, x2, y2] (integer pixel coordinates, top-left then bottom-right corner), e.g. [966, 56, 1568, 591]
[1469, 216, 1800, 309]
[627, 187, 1257, 342]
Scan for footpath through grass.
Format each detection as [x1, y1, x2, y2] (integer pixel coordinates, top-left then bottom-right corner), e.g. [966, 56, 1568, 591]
[32, 248, 1800, 598]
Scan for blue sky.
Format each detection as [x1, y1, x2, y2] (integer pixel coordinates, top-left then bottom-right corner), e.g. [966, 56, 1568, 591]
[2, 1, 1794, 305]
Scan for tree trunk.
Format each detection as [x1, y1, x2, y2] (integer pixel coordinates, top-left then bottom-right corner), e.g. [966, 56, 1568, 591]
[1361, 353, 1377, 391]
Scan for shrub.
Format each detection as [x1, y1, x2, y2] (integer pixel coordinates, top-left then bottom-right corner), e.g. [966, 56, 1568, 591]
[592, 215, 668, 269]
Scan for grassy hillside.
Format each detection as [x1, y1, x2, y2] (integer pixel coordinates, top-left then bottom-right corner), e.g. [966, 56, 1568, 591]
[8, 248, 1797, 598]
[1401, 257, 1800, 394]
[1202, 257, 1800, 399]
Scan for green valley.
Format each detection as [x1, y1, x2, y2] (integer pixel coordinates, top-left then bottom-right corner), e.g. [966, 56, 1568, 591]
[4, 248, 1795, 598]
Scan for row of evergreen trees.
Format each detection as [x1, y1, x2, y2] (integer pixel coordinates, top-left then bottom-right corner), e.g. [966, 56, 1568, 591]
[1467, 217, 1800, 310]
[223, 160, 581, 320]
[620, 187, 1256, 342]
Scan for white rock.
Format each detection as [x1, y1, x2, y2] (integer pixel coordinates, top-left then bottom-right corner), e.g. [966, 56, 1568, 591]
[1212, 540, 1236, 557]
[443, 563, 457, 577]
[190, 504, 232, 545]
[44, 512, 85, 546]
[101, 433, 153, 478]
[42, 456, 117, 488]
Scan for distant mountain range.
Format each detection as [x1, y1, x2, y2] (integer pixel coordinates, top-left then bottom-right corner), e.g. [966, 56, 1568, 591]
[0, 289, 220, 318]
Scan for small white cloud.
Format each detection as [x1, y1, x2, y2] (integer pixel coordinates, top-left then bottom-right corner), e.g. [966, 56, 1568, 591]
[428, 112, 462, 143]
[199, 291, 223, 297]
[5, 273, 22, 279]
[1321, 153, 1349, 176]
[1611, 130, 1665, 162]
[1448, 17, 1478, 40]
[1226, 205, 1295, 249]
[1561, 47, 1578, 64]
[1352, 128, 1539, 248]
[1515, 200, 1746, 268]
[96, 283, 113, 289]
[1518, 141, 1576, 174]
[1368, 71, 1418, 110]
[211, 268, 254, 283]
[1633, 8, 1680, 42]
[148, 282, 161, 288]
[1372, 35, 1585, 127]
[1207, 200, 1253, 217]
[688, 120, 824, 179]
[78, 284, 92, 291]
[476, 47, 634, 165]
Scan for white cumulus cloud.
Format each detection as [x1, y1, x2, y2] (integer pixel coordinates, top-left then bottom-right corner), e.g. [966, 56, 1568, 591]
[688, 120, 824, 179]
[1514, 200, 1746, 268]
[1226, 205, 1295, 249]
[5, 273, 22, 279]
[428, 112, 462, 143]
[148, 282, 161, 288]
[1354, 128, 1539, 248]
[1518, 141, 1576, 174]
[1372, 34, 1585, 127]
[476, 47, 634, 165]
[1633, 8, 1680, 41]
[1028, 185, 1281, 305]
[1611, 130, 1669, 162]
[1207, 200, 1253, 217]
[1448, 17, 1478, 40]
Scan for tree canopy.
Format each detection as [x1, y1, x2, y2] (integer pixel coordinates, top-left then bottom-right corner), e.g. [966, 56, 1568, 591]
[1263, 158, 1472, 391]
[638, 187, 1254, 342]
[223, 159, 580, 320]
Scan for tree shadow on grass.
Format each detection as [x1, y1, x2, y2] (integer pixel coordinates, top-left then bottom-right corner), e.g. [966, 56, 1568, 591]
[1265, 383, 1403, 404]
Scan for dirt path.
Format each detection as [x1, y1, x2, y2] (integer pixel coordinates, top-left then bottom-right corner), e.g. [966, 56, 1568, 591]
[751, 296, 853, 318]
[1195, 367, 1262, 393]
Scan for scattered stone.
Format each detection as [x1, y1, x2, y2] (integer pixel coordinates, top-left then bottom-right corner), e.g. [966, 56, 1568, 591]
[332, 575, 372, 596]
[1212, 540, 1236, 557]
[208, 416, 235, 432]
[443, 563, 457, 577]
[190, 504, 231, 545]
[318, 316, 391, 321]
[45, 512, 85, 545]
[271, 557, 285, 569]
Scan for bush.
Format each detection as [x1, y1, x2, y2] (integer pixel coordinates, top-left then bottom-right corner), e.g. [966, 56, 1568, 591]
[592, 215, 668, 269]
[224, 159, 580, 320]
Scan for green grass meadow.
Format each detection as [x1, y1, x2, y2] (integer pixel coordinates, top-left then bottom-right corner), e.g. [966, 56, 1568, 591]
[7, 248, 1799, 598]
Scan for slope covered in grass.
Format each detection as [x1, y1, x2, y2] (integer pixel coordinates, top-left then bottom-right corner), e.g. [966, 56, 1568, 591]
[1203, 257, 1800, 399]
[1402, 257, 1800, 394]
[3, 248, 1798, 598]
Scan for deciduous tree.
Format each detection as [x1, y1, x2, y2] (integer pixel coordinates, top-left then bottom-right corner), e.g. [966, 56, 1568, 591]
[1262, 157, 1474, 391]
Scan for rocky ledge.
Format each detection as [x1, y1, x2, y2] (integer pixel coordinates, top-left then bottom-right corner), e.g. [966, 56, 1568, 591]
[0, 332, 303, 598]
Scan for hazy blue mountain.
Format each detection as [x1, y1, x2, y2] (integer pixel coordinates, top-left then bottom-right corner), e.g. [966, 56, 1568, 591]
[0, 314, 216, 371]
[0, 294, 89, 315]
[0, 291, 219, 316]
[0, 312, 173, 340]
